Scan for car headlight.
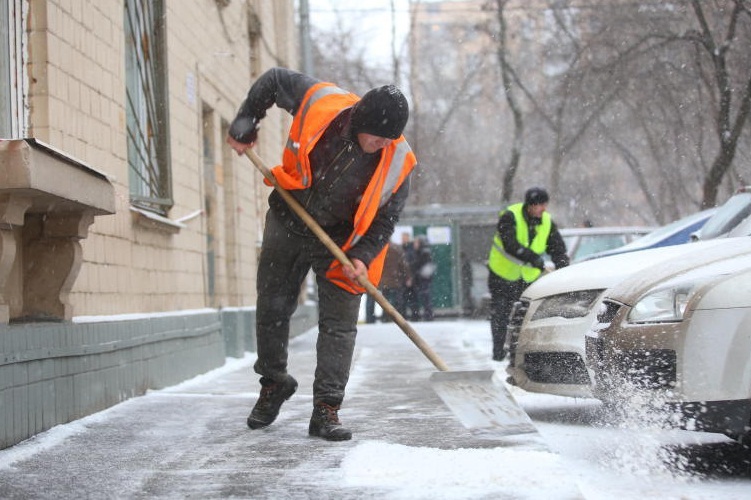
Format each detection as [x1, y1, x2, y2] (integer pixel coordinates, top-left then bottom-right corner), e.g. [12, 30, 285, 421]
[531, 289, 604, 320]
[628, 285, 692, 323]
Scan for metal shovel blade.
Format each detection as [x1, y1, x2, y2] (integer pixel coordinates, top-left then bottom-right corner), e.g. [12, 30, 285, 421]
[430, 370, 538, 439]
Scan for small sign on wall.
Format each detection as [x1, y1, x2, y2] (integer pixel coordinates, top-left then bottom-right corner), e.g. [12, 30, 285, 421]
[427, 226, 451, 245]
[392, 225, 413, 244]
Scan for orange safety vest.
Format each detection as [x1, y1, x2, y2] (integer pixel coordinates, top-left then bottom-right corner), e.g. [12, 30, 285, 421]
[269, 82, 417, 294]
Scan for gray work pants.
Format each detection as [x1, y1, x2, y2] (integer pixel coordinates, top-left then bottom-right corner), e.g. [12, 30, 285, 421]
[254, 210, 361, 406]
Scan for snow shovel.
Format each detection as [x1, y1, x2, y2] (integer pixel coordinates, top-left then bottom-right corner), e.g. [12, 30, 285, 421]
[245, 148, 537, 439]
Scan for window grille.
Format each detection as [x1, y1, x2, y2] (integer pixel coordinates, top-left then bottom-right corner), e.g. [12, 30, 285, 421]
[125, 0, 172, 214]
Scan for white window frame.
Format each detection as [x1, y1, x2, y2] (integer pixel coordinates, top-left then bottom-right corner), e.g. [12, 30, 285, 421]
[0, 0, 27, 138]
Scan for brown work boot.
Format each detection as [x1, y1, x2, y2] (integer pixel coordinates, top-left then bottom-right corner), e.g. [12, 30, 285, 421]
[247, 375, 298, 429]
[308, 402, 352, 441]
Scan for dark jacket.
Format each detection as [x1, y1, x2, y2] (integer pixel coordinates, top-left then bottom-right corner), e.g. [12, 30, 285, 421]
[496, 205, 569, 269]
[229, 67, 411, 266]
[410, 238, 435, 285]
[380, 244, 411, 289]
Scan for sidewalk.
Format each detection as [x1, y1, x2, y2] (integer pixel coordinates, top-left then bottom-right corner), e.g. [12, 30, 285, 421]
[0, 320, 580, 499]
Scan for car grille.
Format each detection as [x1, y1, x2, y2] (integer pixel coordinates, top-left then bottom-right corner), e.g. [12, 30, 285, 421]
[507, 299, 529, 368]
[593, 344, 677, 392]
[613, 349, 677, 389]
[587, 336, 605, 367]
[523, 352, 591, 385]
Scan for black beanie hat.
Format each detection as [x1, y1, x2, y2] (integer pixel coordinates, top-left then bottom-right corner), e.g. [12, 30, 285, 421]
[525, 187, 550, 206]
[350, 85, 409, 139]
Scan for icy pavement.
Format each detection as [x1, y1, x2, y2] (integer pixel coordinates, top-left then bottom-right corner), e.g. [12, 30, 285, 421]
[1, 320, 750, 499]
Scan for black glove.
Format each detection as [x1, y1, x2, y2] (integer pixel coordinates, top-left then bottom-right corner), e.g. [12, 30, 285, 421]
[531, 256, 545, 271]
[228, 116, 259, 144]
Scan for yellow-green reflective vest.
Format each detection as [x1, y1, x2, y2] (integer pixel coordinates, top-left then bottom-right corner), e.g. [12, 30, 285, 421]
[488, 203, 551, 283]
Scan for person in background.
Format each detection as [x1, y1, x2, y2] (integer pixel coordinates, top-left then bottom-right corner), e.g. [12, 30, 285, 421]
[410, 235, 435, 321]
[486, 187, 568, 361]
[379, 242, 412, 320]
[401, 232, 418, 320]
[460, 252, 475, 317]
[365, 290, 377, 324]
[226, 67, 416, 441]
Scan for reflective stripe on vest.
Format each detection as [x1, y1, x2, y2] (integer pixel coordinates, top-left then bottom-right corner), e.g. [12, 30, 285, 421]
[284, 84, 352, 187]
[349, 140, 414, 248]
[270, 82, 359, 190]
[487, 203, 551, 283]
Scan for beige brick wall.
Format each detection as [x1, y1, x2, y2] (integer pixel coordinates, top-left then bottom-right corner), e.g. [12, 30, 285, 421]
[25, 0, 297, 316]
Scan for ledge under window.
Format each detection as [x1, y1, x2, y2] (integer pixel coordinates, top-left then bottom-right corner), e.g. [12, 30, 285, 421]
[130, 205, 187, 234]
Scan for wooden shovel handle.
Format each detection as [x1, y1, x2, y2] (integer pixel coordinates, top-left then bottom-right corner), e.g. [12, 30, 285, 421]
[245, 148, 450, 372]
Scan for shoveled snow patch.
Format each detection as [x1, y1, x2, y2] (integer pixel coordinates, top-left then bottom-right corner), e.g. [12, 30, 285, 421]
[339, 440, 580, 499]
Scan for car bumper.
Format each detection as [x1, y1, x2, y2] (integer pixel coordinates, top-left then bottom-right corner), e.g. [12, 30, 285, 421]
[507, 299, 594, 398]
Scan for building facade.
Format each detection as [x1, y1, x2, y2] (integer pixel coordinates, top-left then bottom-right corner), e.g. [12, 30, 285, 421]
[0, 0, 315, 449]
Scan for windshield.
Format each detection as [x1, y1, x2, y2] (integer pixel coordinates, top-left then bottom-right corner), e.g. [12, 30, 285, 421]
[697, 192, 751, 240]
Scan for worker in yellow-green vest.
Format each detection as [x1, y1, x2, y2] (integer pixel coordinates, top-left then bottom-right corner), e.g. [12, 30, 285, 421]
[487, 187, 569, 361]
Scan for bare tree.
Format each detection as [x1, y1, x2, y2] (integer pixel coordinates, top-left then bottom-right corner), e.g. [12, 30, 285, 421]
[408, 0, 501, 206]
[684, 0, 751, 207]
[309, 4, 395, 93]
[580, 1, 751, 212]
[577, 2, 709, 223]
[310, 25, 382, 93]
[489, 0, 523, 203]
[308, 0, 751, 225]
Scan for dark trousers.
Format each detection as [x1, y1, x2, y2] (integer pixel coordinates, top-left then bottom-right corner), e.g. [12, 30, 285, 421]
[404, 285, 418, 320]
[414, 279, 434, 321]
[365, 286, 407, 323]
[365, 294, 376, 323]
[255, 210, 361, 406]
[381, 286, 406, 321]
[487, 271, 527, 358]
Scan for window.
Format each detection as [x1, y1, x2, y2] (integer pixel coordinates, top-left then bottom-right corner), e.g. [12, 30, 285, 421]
[0, 1, 24, 138]
[125, 0, 171, 215]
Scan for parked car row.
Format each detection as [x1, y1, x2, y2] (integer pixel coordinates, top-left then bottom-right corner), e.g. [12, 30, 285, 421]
[581, 208, 716, 261]
[505, 188, 751, 440]
[506, 238, 743, 397]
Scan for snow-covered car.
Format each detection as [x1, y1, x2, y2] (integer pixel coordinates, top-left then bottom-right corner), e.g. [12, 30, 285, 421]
[585, 249, 751, 440]
[691, 186, 751, 241]
[725, 208, 751, 238]
[581, 209, 716, 261]
[505, 237, 751, 398]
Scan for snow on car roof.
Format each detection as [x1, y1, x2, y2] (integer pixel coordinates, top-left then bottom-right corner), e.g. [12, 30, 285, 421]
[522, 237, 751, 300]
[605, 242, 751, 304]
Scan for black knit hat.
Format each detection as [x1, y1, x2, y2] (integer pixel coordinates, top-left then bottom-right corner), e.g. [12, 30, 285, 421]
[524, 187, 550, 206]
[350, 85, 409, 139]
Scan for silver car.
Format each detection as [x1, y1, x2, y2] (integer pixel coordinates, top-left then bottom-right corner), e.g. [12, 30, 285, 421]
[586, 248, 751, 440]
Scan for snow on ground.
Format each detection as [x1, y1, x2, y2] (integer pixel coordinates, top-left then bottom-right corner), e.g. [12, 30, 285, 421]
[2, 320, 750, 499]
[342, 321, 750, 499]
[339, 441, 579, 499]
